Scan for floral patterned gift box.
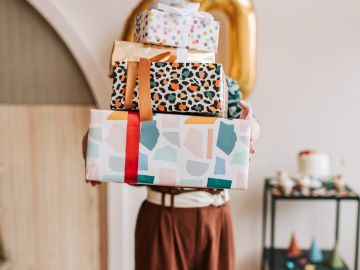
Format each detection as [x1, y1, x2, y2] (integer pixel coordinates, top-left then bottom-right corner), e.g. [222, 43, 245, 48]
[134, 3, 220, 52]
[86, 110, 251, 190]
[110, 60, 227, 118]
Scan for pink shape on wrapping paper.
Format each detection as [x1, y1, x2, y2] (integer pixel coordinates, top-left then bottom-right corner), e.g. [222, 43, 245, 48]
[106, 124, 125, 153]
[162, 115, 179, 128]
[183, 128, 204, 158]
[206, 128, 214, 160]
[159, 168, 177, 186]
[86, 163, 100, 180]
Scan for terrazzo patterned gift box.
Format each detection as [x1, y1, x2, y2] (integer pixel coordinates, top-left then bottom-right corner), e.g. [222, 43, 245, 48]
[134, 6, 220, 52]
[86, 110, 251, 189]
[110, 61, 226, 116]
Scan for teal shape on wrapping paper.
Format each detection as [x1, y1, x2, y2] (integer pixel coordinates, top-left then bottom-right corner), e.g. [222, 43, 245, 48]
[216, 122, 237, 155]
[205, 91, 215, 99]
[186, 160, 209, 176]
[150, 81, 157, 87]
[87, 142, 99, 158]
[163, 132, 180, 147]
[138, 174, 155, 184]
[214, 156, 226, 175]
[193, 105, 202, 111]
[240, 136, 250, 147]
[180, 179, 204, 186]
[207, 178, 232, 189]
[154, 62, 166, 68]
[167, 93, 176, 102]
[231, 151, 249, 165]
[182, 69, 190, 78]
[153, 145, 177, 162]
[138, 152, 148, 171]
[102, 174, 124, 181]
[108, 156, 125, 172]
[215, 65, 221, 74]
[89, 127, 102, 142]
[140, 120, 160, 150]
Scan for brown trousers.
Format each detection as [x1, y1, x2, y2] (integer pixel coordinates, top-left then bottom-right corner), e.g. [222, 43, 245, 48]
[135, 201, 235, 270]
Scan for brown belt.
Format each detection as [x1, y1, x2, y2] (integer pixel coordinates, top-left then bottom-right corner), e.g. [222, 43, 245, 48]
[149, 186, 224, 195]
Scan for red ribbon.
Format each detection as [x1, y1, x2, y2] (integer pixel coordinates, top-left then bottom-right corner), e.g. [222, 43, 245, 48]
[124, 112, 141, 184]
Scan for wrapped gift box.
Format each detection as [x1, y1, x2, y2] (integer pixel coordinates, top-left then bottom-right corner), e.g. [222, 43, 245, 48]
[110, 61, 226, 117]
[86, 110, 251, 189]
[110, 41, 215, 67]
[134, 5, 220, 52]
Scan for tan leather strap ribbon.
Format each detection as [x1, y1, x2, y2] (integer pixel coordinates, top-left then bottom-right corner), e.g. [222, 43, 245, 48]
[124, 51, 177, 121]
[148, 51, 177, 62]
[138, 58, 153, 122]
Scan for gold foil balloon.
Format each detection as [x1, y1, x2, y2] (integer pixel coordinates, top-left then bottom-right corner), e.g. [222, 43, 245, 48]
[122, 0, 257, 99]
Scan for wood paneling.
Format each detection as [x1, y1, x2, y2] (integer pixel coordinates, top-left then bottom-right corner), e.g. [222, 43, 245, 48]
[0, 105, 106, 270]
[0, 0, 94, 104]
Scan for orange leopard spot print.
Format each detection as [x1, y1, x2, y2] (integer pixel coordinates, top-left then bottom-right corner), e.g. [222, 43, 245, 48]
[157, 104, 166, 111]
[170, 83, 180, 91]
[178, 104, 187, 111]
[188, 85, 198, 92]
[115, 101, 122, 108]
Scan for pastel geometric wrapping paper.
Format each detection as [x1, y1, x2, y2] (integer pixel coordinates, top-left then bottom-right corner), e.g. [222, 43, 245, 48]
[86, 110, 251, 189]
[134, 8, 220, 52]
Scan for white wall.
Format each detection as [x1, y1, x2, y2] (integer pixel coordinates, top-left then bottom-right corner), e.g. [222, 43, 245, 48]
[27, 0, 360, 269]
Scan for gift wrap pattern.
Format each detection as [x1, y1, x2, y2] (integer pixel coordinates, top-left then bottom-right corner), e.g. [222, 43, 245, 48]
[134, 9, 220, 52]
[86, 110, 251, 189]
[226, 77, 243, 119]
[110, 41, 216, 66]
[110, 61, 225, 116]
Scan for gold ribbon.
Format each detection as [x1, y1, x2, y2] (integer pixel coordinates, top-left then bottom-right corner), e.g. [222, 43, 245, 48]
[124, 51, 177, 122]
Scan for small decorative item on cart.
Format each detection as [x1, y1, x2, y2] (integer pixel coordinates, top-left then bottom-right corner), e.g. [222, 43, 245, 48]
[287, 233, 302, 258]
[309, 238, 323, 264]
[328, 242, 344, 269]
[275, 170, 295, 196]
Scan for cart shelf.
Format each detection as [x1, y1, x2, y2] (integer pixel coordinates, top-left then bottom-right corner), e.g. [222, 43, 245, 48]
[264, 248, 349, 270]
[262, 179, 360, 270]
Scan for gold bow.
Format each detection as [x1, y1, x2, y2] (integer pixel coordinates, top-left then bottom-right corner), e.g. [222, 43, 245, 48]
[124, 51, 177, 122]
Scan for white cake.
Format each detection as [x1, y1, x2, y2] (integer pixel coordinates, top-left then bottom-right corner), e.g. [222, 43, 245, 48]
[298, 151, 330, 178]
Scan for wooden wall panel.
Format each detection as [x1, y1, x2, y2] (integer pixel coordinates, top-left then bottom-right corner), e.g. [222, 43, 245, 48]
[0, 0, 94, 104]
[0, 105, 106, 270]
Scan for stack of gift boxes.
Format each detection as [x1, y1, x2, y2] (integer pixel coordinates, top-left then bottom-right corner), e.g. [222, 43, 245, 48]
[86, 2, 251, 189]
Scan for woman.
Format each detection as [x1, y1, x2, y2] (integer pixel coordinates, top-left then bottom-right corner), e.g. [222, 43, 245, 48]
[84, 77, 259, 270]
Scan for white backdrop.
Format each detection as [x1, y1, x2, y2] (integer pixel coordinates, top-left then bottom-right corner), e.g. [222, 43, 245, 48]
[27, 0, 360, 269]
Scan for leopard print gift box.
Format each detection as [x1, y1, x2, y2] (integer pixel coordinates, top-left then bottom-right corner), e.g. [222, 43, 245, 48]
[110, 61, 226, 117]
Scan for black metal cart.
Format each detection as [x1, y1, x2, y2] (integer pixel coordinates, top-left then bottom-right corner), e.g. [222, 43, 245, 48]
[262, 179, 360, 270]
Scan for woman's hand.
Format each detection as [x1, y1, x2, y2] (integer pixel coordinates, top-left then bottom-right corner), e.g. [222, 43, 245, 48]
[82, 131, 101, 187]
